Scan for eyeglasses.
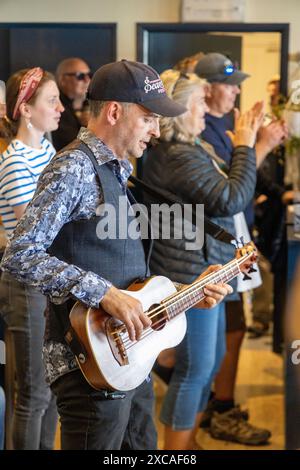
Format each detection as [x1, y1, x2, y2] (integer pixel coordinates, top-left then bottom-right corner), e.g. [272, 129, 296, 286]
[63, 72, 92, 81]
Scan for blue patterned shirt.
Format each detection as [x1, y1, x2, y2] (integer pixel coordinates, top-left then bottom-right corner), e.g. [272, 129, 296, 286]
[0, 127, 133, 384]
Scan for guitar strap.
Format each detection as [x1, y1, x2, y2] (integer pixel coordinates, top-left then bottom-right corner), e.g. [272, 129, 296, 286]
[54, 141, 235, 365]
[128, 175, 236, 245]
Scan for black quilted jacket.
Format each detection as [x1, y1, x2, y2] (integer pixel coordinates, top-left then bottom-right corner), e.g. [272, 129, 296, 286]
[143, 141, 256, 298]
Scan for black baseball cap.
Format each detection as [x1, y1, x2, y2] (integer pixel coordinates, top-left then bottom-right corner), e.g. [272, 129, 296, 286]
[195, 53, 250, 85]
[87, 59, 186, 117]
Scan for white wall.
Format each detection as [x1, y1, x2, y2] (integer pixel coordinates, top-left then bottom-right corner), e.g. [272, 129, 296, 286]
[0, 0, 181, 60]
[241, 33, 281, 112]
[245, 0, 300, 54]
[0, 0, 300, 59]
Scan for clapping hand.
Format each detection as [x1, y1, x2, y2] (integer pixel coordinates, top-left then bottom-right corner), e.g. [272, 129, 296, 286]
[226, 101, 265, 148]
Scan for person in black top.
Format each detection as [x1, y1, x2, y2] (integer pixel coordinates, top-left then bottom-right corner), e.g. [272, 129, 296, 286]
[194, 52, 289, 424]
[52, 57, 92, 150]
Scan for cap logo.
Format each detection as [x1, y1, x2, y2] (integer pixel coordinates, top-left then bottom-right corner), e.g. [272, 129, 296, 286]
[224, 58, 233, 67]
[144, 76, 165, 94]
[223, 59, 235, 76]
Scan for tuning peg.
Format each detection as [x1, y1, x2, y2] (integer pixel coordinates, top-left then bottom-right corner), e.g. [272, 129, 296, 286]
[243, 273, 252, 281]
[239, 236, 245, 247]
[248, 266, 257, 273]
[231, 239, 239, 249]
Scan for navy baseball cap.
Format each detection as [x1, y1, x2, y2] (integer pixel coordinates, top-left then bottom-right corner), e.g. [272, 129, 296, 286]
[195, 53, 250, 85]
[87, 59, 186, 117]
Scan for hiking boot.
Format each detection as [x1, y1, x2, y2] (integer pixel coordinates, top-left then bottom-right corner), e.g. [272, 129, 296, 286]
[200, 402, 249, 429]
[210, 408, 271, 445]
[247, 321, 269, 339]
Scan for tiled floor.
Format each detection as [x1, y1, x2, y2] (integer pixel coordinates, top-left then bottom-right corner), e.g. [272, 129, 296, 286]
[153, 332, 284, 450]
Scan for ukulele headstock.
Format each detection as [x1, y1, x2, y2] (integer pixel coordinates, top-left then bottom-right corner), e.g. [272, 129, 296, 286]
[235, 241, 258, 277]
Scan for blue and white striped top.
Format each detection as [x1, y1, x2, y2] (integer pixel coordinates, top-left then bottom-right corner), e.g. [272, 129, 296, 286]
[0, 137, 55, 238]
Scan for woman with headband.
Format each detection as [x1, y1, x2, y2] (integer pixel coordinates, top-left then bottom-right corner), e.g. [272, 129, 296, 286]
[0, 67, 64, 449]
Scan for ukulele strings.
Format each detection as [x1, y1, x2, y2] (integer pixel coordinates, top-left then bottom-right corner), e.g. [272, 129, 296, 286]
[116, 253, 252, 349]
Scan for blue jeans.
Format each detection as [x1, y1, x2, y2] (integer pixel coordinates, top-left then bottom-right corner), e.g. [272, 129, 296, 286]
[0, 272, 58, 449]
[160, 303, 226, 430]
[0, 386, 4, 449]
[51, 369, 157, 450]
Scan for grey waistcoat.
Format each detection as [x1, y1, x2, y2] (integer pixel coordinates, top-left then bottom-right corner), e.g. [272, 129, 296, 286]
[46, 141, 151, 343]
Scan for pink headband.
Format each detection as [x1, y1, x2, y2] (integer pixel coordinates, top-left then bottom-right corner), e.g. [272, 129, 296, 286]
[12, 67, 44, 120]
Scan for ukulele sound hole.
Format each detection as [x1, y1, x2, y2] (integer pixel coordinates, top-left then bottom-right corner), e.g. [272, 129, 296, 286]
[149, 303, 168, 331]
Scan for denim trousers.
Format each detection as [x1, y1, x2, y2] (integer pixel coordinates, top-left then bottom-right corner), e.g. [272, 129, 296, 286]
[51, 369, 157, 450]
[0, 272, 58, 449]
[160, 302, 226, 430]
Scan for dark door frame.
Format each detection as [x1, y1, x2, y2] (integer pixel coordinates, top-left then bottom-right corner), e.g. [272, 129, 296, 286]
[137, 22, 289, 97]
[0, 22, 117, 80]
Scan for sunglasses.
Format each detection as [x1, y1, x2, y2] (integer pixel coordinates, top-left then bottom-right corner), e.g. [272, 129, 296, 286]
[63, 72, 92, 81]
